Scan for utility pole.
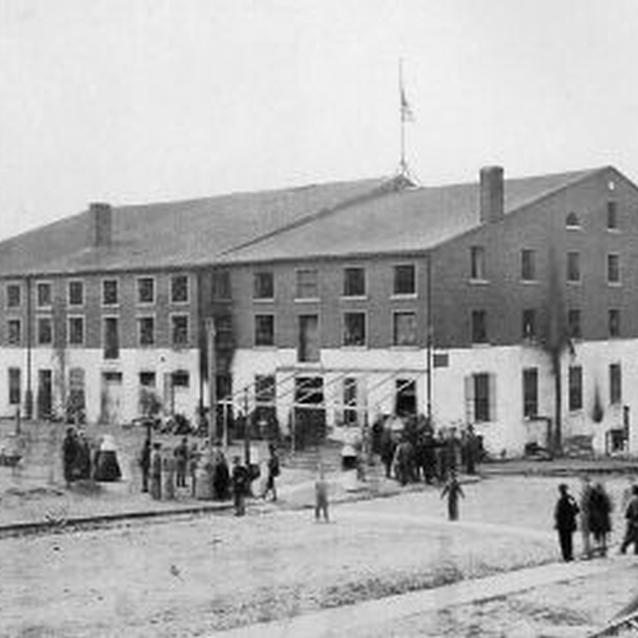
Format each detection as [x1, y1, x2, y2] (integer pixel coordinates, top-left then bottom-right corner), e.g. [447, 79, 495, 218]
[207, 318, 216, 445]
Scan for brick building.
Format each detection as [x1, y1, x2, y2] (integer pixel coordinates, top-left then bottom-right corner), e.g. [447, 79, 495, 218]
[1, 165, 636, 456]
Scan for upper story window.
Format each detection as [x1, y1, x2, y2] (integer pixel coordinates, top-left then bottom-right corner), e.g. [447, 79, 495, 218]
[68, 280, 84, 306]
[607, 201, 618, 230]
[609, 309, 621, 338]
[171, 314, 189, 347]
[568, 309, 582, 339]
[565, 212, 581, 229]
[211, 270, 231, 300]
[521, 249, 536, 281]
[138, 316, 155, 346]
[254, 314, 275, 347]
[36, 282, 52, 308]
[343, 267, 366, 297]
[68, 316, 84, 346]
[102, 279, 118, 305]
[393, 311, 417, 346]
[137, 277, 155, 304]
[253, 271, 274, 300]
[103, 317, 119, 359]
[343, 312, 366, 347]
[522, 308, 536, 340]
[171, 274, 189, 304]
[610, 363, 622, 405]
[566, 252, 580, 283]
[6, 283, 21, 308]
[37, 316, 53, 345]
[607, 254, 620, 284]
[523, 367, 538, 418]
[568, 365, 583, 411]
[470, 246, 485, 280]
[471, 310, 488, 344]
[393, 264, 416, 296]
[296, 268, 319, 299]
[7, 318, 21, 345]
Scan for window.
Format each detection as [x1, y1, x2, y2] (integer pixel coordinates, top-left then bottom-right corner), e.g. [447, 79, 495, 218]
[470, 246, 485, 280]
[139, 371, 156, 387]
[343, 267, 365, 297]
[566, 212, 580, 228]
[343, 312, 366, 346]
[68, 317, 84, 345]
[607, 201, 618, 230]
[343, 377, 358, 424]
[255, 375, 276, 404]
[138, 316, 155, 346]
[171, 274, 189, 303]
[298, 314, 320, 362]
[254, 314, 275, 346]
[8, 367, 21, 405]
[395, 379, 417, 416]
[610, 363, 622, 405]
[471, 310, 488, 343]
[37, 317, 52, 345]
[171, 370, 190, 387]
[102, 279, 118, 305]
[393, 311, 417, 346]
[7, 319, 21, 345]
[253, 271, 274, 300]
[211, 269, 231, 300]
[522, 309, 536, 339]
[68, 281, 84, 306]
[137, 277, 155, 304]
[567, 252, 580, 282]
[6, 284, 21, 308]
[521, 249, 536, 281]
[609, 309, 620, 338]
[568, 309, 582, 339]
[607, 254, 620, 284]
[36, 282, 52, 308]
[171, 314, 189, 347]
[215, 314, 234, 349]
[296, 269, 319, 299]
[103, 317, 119, 359]
[523, 368, 538, 418]
[465, 372, 495, 423]
[568, 365, 583, 411]
[393, 264, 416, 295]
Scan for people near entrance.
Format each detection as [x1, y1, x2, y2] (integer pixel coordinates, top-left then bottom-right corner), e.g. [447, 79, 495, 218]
[150, 442, 162, 500]
[75, 431, 92, 480]
[162, 450, 176, 500]
[231, 456, 249, 516]
[139, 435, 152, 493]
[554, 483, 580, 562]
[263, 444, 280, 502]
[93, 435, 122, 482]
[579, 476, 594, 559]
[620, 485, 638, 555]
[588, 482, 613, 557]
[441, 471, 464, 521]
[393, 436, 415, 486]
[62, 427, 78, 486]
[419, 429, 437, 485]
[213, 445, 231, 501]
[174, 436, 189, 489]
[315, 461, 330, 522]
[380, 427, 396, 479]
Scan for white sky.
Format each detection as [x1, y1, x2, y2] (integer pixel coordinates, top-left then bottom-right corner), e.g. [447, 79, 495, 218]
[1, 0, 637, 241]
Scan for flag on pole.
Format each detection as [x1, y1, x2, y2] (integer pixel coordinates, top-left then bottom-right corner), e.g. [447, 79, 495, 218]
[400, 83, 414, 122]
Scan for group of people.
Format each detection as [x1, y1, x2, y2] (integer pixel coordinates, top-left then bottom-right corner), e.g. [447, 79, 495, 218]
[62, 427, 122, 485]
[554, 476, 638, 562]
[376, 418, 482, 486]
[138, 436, 281, 516]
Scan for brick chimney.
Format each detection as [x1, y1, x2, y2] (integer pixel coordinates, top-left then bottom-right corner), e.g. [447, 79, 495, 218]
[479, 166, 504, 223]
[88, 202, 112, 247]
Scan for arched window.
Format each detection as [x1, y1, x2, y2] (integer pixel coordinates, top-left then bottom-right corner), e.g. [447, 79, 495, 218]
[566, 212, 580, 228]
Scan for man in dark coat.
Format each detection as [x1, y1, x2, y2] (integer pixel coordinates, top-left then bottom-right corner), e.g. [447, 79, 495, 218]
[554, 483, 580, 562]
[263, 444, 280, 501]
[380, 427, 395, 479]
[588, 482, 612, 556]
[231, 456, 249, 516]
[620, 485, 638, 555]
[139, 435, 152, 493]
[62, 427, 78, 486]
[174, 436, 189, 488]
[465, 425, 480, 475]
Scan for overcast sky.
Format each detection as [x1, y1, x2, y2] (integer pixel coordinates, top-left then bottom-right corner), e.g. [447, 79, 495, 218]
[0, 0, 637, 242]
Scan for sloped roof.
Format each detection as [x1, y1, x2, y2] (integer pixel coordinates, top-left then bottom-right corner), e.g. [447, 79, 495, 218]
[0, 167, 607, 276]
[0, 177, 390, 276]
[218, 168, 604, 264]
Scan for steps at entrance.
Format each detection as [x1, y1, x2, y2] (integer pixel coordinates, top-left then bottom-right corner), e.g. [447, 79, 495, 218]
[282, 441, 343, 473]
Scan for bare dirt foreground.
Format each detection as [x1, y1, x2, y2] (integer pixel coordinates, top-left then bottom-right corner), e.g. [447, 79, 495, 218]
[1, 475, 635, 637]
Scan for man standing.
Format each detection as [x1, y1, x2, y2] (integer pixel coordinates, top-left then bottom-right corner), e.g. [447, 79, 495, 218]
[231, 456, 249, 516]
[554, 483, 580, 562]
[62, 427, 78, 487]
[465, 425, 479, 475]
[150, 442, 162, 500]
[579, 476, 593, 559]
[174, 436, 189, 489]
[263, 444, 280, 502]
[139, 434, 152, 493]
[620, 485, 638, 555]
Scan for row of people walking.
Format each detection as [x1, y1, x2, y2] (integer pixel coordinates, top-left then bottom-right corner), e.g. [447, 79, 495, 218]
[554, 477, 638, 561]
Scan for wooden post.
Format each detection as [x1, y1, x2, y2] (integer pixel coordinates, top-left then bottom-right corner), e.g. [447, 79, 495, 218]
[207, 318, 216, 446]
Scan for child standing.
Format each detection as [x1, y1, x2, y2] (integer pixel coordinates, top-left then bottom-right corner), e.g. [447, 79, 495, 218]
[441, 471, 464, 521]
[315, 462, 329, 522]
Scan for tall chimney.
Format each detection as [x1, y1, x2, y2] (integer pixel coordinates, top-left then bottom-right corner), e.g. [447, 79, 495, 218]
[479, 166, 504, 223]
[88, 202, 112, 247]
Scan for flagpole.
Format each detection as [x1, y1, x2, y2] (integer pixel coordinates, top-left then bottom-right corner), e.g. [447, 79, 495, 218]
[399, 58, 406, 175]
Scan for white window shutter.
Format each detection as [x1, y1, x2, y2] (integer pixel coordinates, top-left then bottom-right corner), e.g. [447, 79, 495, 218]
[489, 373, 497, 422]
[464, 375, 474, 424]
